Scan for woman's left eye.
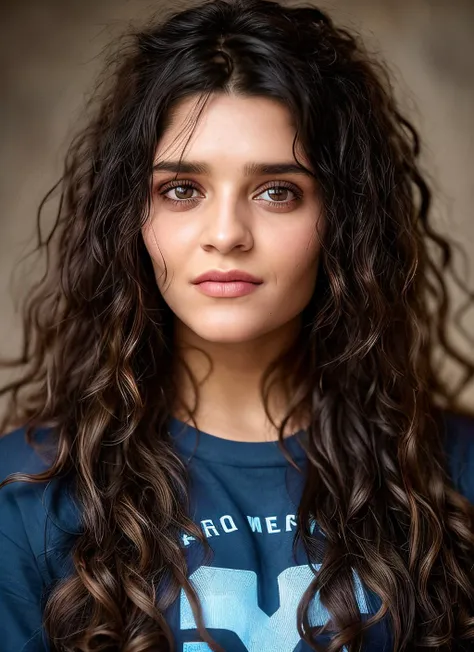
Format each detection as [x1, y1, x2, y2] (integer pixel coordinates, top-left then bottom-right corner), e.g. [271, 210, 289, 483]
[257, 186, 299, 204]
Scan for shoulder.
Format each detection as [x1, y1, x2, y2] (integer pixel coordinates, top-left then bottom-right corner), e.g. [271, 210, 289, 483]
[0, 425, 56, 556]
[438, 408, 474, 504]
[0, 424, 53, 481]
[0, 425, 82, 582]
[0, 425, 54, 525]
[0, 428, 63, 651]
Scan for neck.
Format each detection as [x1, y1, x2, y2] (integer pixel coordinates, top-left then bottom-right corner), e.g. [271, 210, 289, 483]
[171, 316, 309, 442]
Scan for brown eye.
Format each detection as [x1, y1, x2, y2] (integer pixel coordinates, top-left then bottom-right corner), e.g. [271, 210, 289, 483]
[266, 187, 292, 202]
[256, 182, 302, 207]
[158, 180, 201, 205]
[164, 184, 197, 200]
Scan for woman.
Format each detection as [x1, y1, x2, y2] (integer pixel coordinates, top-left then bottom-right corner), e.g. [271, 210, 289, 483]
[0, 0, 473, 650]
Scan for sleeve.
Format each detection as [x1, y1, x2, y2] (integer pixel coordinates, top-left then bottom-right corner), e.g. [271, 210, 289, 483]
[0, 521, 48, 651]
[443, 410, 474, 506]
[0, 428, 50, 651]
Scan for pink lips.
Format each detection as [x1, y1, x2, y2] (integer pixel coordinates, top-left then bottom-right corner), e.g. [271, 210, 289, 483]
[192, 269, 263, 284]
[192, 269, 263, 298]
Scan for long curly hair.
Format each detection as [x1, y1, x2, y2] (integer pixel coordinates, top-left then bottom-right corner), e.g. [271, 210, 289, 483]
[1, 0, 474, 650]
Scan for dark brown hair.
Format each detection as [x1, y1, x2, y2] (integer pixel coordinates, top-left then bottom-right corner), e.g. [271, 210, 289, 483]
[1, 0, 474, 650]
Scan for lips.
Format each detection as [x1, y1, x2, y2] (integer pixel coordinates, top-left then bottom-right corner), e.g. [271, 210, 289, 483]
[192, 269, 263, 284]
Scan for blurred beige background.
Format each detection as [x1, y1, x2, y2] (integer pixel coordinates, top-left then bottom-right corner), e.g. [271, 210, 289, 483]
[0, 0, 473, 410]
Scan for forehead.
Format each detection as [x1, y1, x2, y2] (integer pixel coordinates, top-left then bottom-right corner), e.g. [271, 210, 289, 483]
[154, 93, 305, 165]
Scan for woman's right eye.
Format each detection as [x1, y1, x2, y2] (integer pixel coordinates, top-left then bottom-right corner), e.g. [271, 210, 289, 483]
[159, 181, 202, 205]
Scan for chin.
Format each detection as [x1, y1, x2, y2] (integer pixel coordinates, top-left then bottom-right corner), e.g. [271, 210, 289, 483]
[187, 322, 270, 345]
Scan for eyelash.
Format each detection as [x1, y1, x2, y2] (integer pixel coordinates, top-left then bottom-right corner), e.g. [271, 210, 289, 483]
[157, 179, 303, 209]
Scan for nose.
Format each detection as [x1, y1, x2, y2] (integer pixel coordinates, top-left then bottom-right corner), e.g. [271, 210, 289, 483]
[200, 190, 254, 254]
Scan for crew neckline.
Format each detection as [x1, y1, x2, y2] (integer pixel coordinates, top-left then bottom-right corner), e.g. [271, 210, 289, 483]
[167, 416, 309, 467]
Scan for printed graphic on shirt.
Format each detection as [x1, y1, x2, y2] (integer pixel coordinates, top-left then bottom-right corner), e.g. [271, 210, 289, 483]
[178, 513, 367, 652]
[179, 564, 367, 652]
[181, 511, 298, 546]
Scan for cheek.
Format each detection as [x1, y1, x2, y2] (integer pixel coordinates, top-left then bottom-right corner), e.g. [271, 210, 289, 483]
[141, 220, 158, 256]
[272, 224, 321, 282]
[142, 219, 182, 271]
[141, 223, 168, 294]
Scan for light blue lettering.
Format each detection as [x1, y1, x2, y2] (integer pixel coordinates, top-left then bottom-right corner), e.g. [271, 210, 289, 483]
[182, 533, 196, 547]
[201, 519, 220, 537]
[246, 516, 262, 533]
[265, 516, 281, 533]
[220, 514, 238, 533]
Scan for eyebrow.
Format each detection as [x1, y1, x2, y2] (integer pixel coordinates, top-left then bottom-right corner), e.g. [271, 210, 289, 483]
[152, 160, 314, 178]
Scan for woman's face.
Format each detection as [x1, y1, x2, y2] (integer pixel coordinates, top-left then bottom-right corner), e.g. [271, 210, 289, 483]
[142, 93, 324, 345]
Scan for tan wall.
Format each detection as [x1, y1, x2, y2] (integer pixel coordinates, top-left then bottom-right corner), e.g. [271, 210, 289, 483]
[1, 0, 473, 410]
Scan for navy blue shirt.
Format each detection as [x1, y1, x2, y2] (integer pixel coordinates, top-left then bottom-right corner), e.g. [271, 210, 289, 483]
[1, 409, 473, 651]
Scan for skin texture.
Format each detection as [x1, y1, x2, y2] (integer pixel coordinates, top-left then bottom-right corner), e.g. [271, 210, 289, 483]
[141, 93, 324, 441]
